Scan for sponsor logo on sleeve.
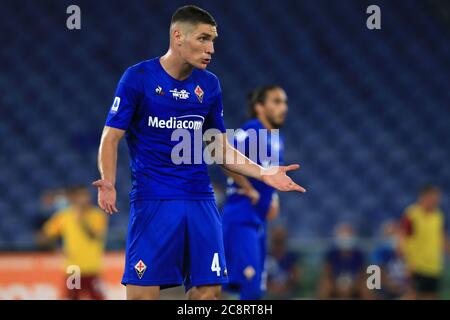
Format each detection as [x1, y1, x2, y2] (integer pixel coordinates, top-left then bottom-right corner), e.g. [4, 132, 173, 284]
[111, 97, 121, 112]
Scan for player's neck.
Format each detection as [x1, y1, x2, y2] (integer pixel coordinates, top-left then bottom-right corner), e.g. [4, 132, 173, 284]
[160, 51, 194, 81]
[419, 204, 435, 213]
[257, 115, 275, 131]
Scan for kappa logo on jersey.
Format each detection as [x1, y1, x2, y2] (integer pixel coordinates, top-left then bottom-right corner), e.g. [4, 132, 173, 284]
[170, 88, 190, 100]
[134, 260, 147, 279]
[111, 97, 121, 112]
[194, 85, 204, 103]
[148, 115, 205, 130]
[155, 85, 164, 95]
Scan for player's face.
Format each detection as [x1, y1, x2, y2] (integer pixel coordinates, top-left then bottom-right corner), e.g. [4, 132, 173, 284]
[70, 190, 91, 209]
[180, 23, 217, 69]
[260, 88, 288, 128]
[335, 224, 356, 251]
[420, 190, 441, 210]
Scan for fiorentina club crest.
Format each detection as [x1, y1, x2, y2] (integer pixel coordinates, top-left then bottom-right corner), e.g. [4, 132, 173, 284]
[134, 260, 147, 279]
[194, 85, 204, 103]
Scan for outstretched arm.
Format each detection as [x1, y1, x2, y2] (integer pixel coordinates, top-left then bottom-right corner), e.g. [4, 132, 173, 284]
[213, 133, 306, 193]
[92, 126, 125, 214]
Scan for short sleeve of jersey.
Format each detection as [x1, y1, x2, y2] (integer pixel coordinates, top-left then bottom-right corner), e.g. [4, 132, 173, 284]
[42, 211, 65, 238]
[203, 79, 226, 133]
[105, 67, 141, 130]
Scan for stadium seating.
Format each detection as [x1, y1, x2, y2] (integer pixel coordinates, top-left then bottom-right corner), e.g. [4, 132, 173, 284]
[0, 0, 449, 249]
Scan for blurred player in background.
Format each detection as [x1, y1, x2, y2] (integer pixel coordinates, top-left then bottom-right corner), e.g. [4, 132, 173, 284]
[370, 220, 409, 299]
[221, 85, 289, 299]
[37, 186, 108, 300]
[317, 223, 371, 299]
[400, 185, 449, 299]
[34, 188, 70, 232]
[93, 6, 305, 300]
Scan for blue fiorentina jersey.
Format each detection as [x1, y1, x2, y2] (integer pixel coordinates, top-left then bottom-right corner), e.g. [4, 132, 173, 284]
[223, 119, 284, 223]
[105, 57, 226, 201]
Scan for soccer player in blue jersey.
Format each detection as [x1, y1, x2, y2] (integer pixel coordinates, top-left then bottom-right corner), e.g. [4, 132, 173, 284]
[93, 5, 305, 300]
[222, 85, 289, 300]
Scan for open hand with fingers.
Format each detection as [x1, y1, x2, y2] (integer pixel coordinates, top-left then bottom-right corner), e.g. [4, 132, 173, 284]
[92, 179, 118, 214]
[261, 164, 306, 193]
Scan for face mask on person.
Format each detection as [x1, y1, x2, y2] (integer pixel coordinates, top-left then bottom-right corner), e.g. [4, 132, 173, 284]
[336, 236, 356, 250]
[53, 195, 69, 211]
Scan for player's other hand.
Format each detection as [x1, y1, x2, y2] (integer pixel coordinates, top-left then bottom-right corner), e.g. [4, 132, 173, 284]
[92, 179, 118, 214]
[237, 187, 260, 205]
[261, 164, 306, 193]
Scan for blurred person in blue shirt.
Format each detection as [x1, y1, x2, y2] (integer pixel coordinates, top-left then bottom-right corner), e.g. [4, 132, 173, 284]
[318, 223, 371, 299]
[370, 220, 409, 299]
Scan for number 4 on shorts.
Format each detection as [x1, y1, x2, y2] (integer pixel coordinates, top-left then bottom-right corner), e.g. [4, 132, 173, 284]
[211, 252, 221, 276]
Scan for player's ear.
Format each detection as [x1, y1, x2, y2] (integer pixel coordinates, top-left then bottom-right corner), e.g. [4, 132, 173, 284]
[254, 102, 264, 116]
[173, 30, 181, 46]
[171, 26, 184, 46]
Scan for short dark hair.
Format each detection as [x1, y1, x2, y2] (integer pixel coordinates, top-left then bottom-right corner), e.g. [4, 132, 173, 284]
[65, 185, 89, 195]
[248, 85, 282, 118]
[171, 5, 217, 27]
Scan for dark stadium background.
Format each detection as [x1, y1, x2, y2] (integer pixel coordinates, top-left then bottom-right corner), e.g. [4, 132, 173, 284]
[0, 0, 449, 299]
